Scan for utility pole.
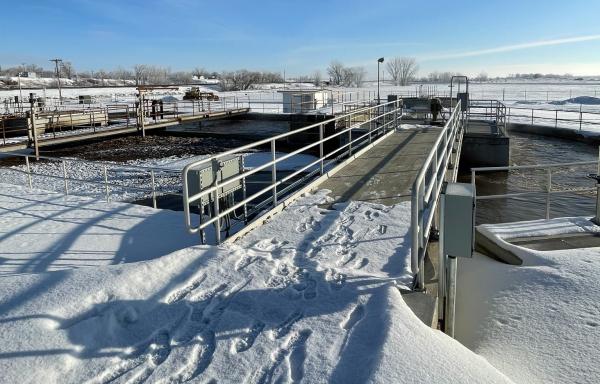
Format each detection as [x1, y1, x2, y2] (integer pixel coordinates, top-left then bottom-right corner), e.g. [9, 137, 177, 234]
[50, 58, 63, 104]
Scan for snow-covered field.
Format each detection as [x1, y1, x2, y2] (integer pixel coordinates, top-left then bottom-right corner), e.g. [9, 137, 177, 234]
[0, 186, 516, 383]
[456, 217, 600, 384]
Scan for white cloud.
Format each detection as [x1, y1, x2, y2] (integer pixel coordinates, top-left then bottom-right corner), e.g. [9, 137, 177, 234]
[420, 35, 600, 61]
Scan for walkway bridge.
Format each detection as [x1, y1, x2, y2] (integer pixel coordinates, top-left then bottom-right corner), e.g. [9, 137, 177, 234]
[182, 97, 507, 274]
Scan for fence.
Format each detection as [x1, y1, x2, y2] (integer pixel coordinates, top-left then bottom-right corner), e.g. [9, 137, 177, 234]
[471, 158, 599, 224]
[467, 99, 508, 136]
[411, 101, 464, 289]
[0, 152, 181, 208]
[506, 105, 600, 131]
[182, 99, 403, 243]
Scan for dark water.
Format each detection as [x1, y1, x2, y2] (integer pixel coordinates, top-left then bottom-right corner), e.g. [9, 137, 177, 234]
[460, 132, 599, 224]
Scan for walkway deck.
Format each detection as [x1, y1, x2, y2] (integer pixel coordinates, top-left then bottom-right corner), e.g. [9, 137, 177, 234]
[321, 126, 441, 206]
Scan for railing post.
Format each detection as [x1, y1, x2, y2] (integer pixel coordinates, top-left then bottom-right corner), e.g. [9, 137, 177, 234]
[103, 165, 110, 202]
[368, 108, 373, 143]
[150, 169, 157, 209]
[319, 123, 324, 175]
[555, 110, 558, 128]
[531, 109, 534, 126]
[213, 175, 221, 244]
[62, 160, 69, 195]
[25, 156, 32, 189]
[580, 104, 583, 131]
[271, 139, 278, 206]
[348, 116, 353, 156]
[546, 169, 552, 219]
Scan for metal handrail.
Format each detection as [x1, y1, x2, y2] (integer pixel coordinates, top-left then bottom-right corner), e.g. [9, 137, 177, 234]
[468, 99, 508, 136]
[470, 159, 600, 222]
[182, 99, 403, 243]
[0, 151, 181, 208]
[411, 101, 464, 289]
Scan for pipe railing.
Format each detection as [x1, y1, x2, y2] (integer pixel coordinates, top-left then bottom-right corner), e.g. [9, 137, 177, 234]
[471, 158, 600, 223]
[468, 99, 508, 136]
[411, 101, 464, 289]
[182, 99, 403, 243]
[0, 152, 181, 208]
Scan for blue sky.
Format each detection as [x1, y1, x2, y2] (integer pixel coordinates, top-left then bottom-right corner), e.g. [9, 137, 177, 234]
[2, 0, 600, 77]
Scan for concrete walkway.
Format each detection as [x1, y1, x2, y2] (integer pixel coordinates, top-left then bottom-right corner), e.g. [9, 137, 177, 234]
[321, 126, 441, 206]
[320, 125, 444, 327]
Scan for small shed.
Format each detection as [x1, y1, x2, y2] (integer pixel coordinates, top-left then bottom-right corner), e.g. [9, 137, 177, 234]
[278, 89, 330, 113]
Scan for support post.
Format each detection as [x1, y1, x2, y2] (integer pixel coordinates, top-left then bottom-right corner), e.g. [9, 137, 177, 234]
[319, 123, 324, 175]
[546, 169, 552, 220]
[445, 256, 457, 337]
[151, 170, 157, 209]
[25, 156, 32, 189]
[271, 139, 277, 206]
[62, 161, 69, 195]
[103, 166, 110, 202]
[29, 101, 39, 160]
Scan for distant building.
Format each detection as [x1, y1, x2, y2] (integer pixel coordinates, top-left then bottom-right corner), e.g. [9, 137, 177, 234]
[278, 89, 330, 113]
[21, 72, 37, 78]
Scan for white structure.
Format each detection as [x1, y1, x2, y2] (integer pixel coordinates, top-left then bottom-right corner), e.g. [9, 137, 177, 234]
[279, 89, 330, 113]
[21, 71, 37, 78]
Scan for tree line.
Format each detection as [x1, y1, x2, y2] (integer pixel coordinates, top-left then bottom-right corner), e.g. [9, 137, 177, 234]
[1, 57, 509, 91]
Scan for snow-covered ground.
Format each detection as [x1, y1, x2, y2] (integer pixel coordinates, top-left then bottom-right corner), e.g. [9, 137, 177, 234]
[0, 151, 319, 203]
[0, 186, 514, 383]
[456, 217, 600, 384]
[0, 183, 199, 275]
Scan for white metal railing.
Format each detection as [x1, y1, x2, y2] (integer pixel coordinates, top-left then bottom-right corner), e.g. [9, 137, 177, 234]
[468, 99, 508, 136]
[182, 99, 403, 243]
[411, 101, 465, 289]
[0, 152, 181, 208]
[471, 157, 600, 223]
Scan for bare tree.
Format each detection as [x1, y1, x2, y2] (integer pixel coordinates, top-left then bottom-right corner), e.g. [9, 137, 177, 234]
[60, 61, 75, 79]
[386, 57, 418, 86]
[192, 67, 209, 79]
[134, 64, 147, 85]
[220, 70, 261, 91]
[312, 70, 322, 86]
[327, 60, 345, 85]
[475, 71, 488, 82]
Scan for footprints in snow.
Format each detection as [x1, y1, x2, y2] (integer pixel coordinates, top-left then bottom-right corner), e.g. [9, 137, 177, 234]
[295, 215, 321, 233]
[249, 329, 312, 384]
[235, 239, 292, 272]
[233, 320, 265, 353]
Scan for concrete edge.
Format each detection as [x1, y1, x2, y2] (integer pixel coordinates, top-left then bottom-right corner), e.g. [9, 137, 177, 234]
[474, 227, 523, 265]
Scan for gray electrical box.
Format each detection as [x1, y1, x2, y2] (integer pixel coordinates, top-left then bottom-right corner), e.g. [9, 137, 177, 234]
[186, 156, 243, 207]
[457, 92, 469, 111]
[442, 182, 475, 257]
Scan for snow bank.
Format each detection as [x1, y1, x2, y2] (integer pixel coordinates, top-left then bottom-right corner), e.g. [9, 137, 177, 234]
[456, 217, 600, 383]
[0, 189, 511, 383]
[0, 183, 199, 275]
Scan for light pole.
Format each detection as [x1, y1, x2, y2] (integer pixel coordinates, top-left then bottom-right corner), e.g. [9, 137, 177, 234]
[377, 57, 384, 104]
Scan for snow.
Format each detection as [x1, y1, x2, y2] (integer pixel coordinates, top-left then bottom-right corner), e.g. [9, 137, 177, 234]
[0, 183, 199, 275]
[456, 217, 600, 384]
[0, 151, 319, 204]
[0, 187, 511, 383]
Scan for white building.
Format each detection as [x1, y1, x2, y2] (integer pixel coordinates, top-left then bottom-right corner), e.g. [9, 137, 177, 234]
[278, 89, 330, 113]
